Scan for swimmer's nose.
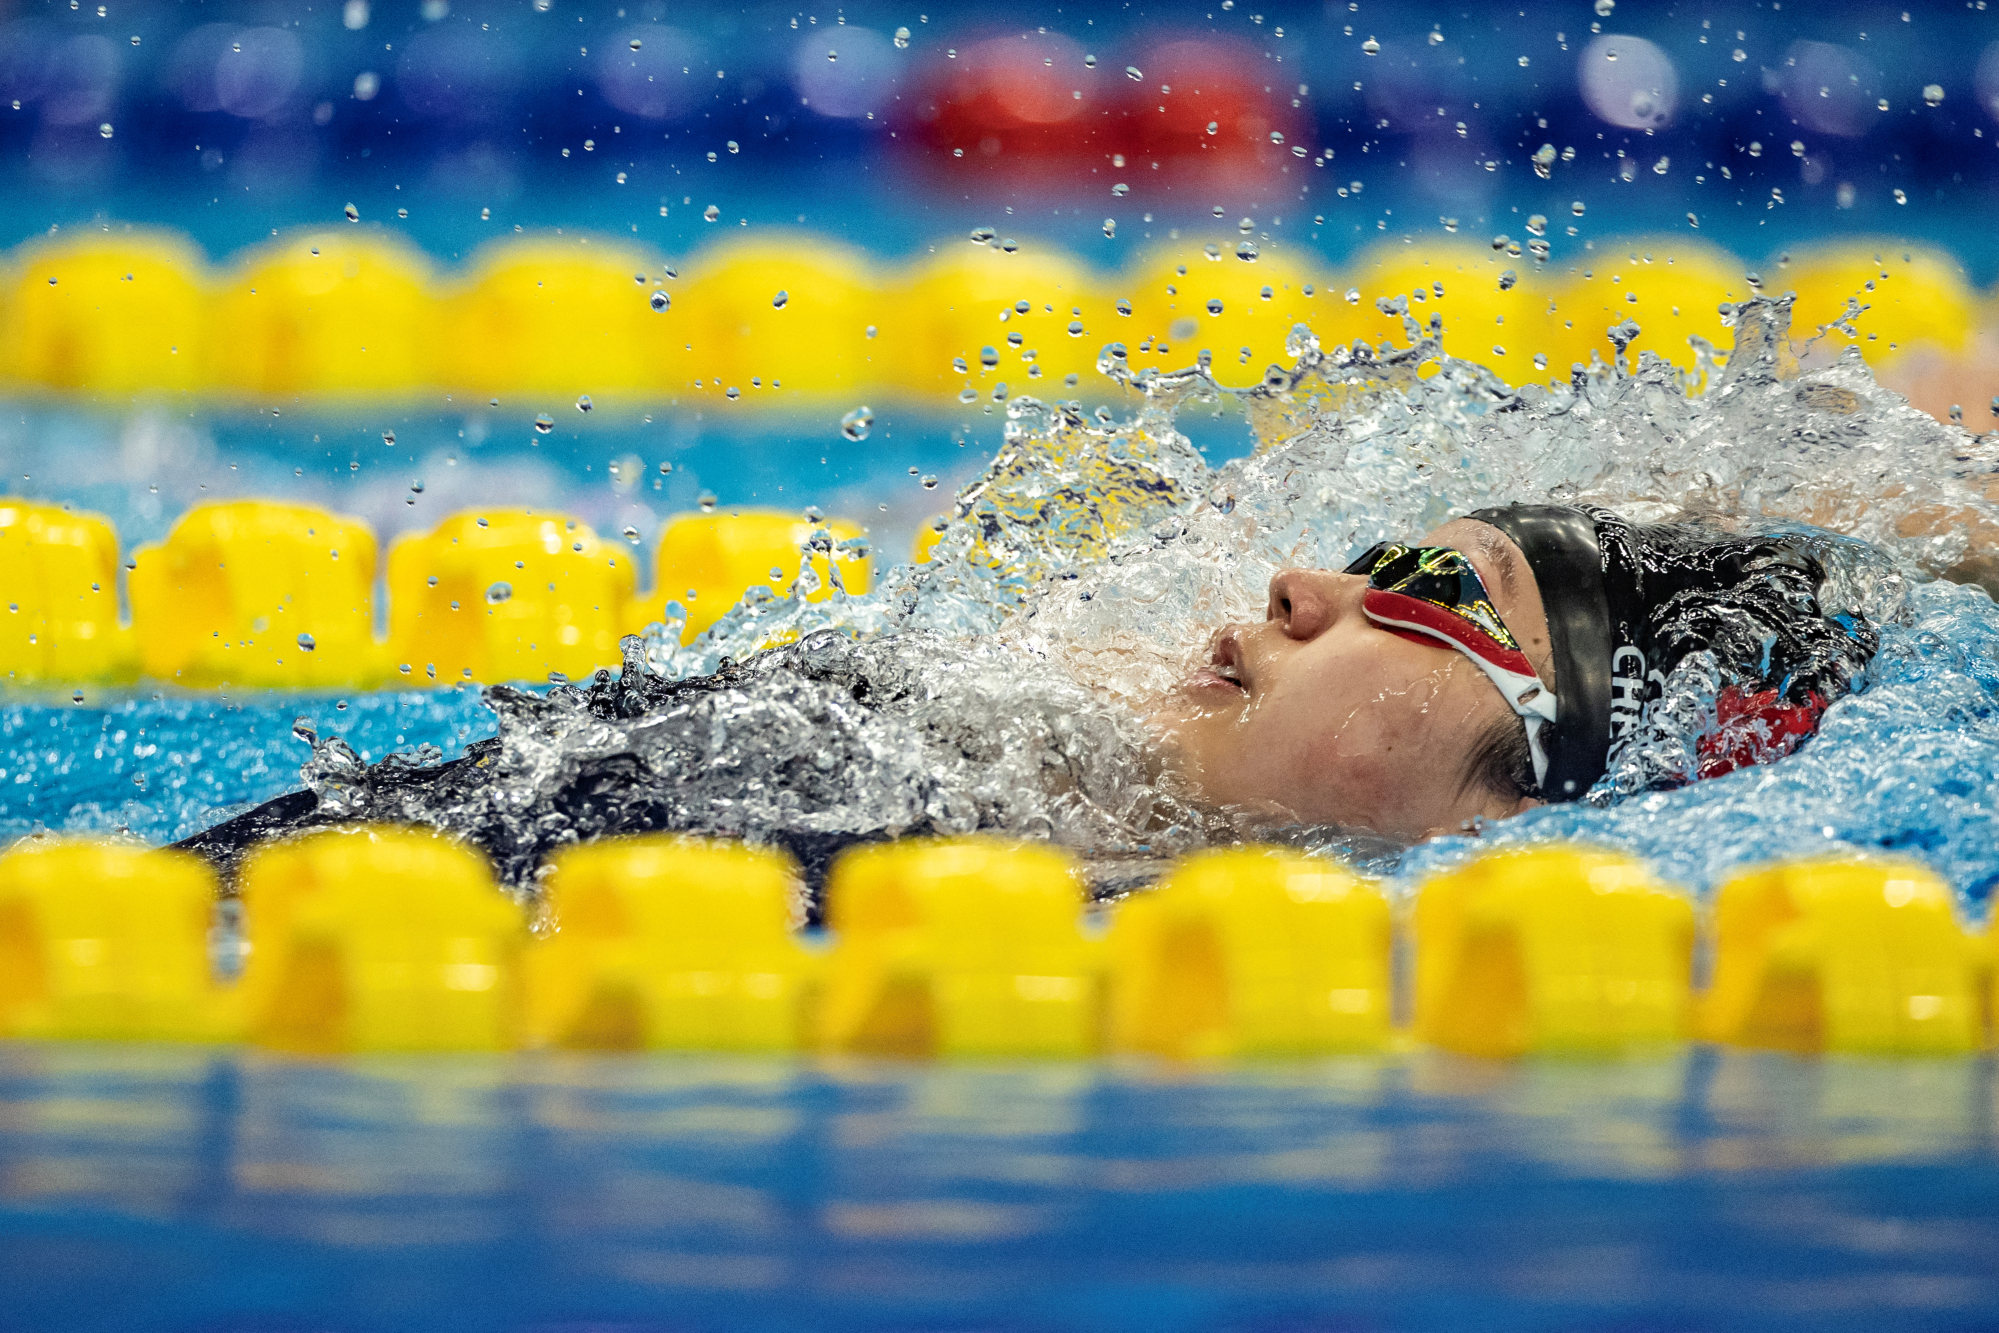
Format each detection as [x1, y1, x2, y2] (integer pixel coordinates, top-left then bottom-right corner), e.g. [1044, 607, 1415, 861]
[1266, 568, 1360, 642]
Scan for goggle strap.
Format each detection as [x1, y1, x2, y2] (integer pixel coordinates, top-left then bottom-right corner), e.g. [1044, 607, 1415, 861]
[1363, 590, 1558, 792]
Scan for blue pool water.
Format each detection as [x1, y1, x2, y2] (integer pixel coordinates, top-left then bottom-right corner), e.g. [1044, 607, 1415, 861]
[0, 1045, 1994, 1332]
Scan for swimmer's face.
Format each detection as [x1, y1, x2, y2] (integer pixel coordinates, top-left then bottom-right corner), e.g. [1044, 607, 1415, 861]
[1151, 518, 1555, 841]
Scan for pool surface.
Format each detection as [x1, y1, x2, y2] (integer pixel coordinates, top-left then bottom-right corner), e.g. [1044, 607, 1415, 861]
[2, 1045, 1995, 1332]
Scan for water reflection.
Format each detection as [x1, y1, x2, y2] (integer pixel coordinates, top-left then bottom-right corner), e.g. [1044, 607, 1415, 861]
[1, 1045, 1994, 1327]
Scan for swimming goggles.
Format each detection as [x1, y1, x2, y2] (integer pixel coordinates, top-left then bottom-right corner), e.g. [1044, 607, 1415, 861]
[1343, 542, 1559, 791]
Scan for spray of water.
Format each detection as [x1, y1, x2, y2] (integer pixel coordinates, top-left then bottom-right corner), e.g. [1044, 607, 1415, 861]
[292, 296, 1999, 905]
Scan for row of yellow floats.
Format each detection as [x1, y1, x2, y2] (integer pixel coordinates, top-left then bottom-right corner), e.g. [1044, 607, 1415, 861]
[0, 497, 871, 688]
[0, 228, 1978, 405]
[0, 831, 1988, 1060]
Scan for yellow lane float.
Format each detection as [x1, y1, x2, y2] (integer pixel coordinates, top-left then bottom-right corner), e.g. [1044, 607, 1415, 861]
[0, 839, 230, 1042]
[650, 509, 869, 641]
[386, 509, 636, 684]
[526, 836, 815, 1051]
[1701, 855, 1985, 1055]
[0, 498, 134, 686]
[3, 232, 209, 397]
[0, 829, 1986, 1059]
[819, 837, 1100, 1057]
[1107, 846, 1393, 1058]
[239, 826, 524, 1053]
[1412, 846, 1697, 1059]
[0, 228, 1977, 403]
[128, 499, 384, 689]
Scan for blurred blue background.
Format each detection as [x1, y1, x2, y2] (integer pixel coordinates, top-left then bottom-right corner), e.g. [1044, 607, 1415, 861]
[2, 0, 1996, 272]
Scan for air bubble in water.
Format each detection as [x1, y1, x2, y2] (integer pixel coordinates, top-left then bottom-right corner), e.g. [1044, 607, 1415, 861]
[486, 582, 512, 604]
[622, 526, 641, 543]
[650, 289, 671, 312]
[1571, 200, 1587, 216]
[1498, 269, 1518, 291]
[1594, 0, 1614, 13]
[99, 122, 113, 139]
[576, 394, 593, 413]
[1102, 217, 1117, 238]
[343, 202, 359, 222]
[840, 406, 874, 441]
[1125, 65, 1143, 80]
[969, 226, 996, 244]
[382, 429, 396, 447]
[1360, 36, 1380, 55]
[533, 413, 555, 433]
[297, 633, 315, 651]
[1345, 287, 1360, 304]
[1923, 84, 1945, 106]
[629, 38, 641, 50]
[893, 26, 910, 48]
[1236, 240, 1258, 261]
[772, 290, 789, 309]
[1206, 298, 1224, 315]
[703, 204, 720, 222]
[697, 491, 718, 512]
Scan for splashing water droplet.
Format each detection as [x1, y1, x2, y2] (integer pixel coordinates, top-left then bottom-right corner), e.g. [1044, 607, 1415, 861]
[486, 582, 513, 604]
[840, 405, 874, 441]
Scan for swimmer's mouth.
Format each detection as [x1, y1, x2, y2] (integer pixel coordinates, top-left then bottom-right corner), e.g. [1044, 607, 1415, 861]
[1188, 631, 1251, 696]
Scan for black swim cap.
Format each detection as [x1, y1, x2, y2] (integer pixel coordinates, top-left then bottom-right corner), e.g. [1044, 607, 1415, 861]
[1466, 503, 1875, 801]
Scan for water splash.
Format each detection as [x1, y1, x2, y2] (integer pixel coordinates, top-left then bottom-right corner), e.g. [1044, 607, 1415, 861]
[225, 297, 1999, 904]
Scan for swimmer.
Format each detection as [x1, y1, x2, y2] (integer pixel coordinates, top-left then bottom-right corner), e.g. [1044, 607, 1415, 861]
[178, 502, 1878, 890]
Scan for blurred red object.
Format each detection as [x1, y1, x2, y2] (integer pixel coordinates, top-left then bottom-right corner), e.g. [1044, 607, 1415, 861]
[900, 34, 1305, 194]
